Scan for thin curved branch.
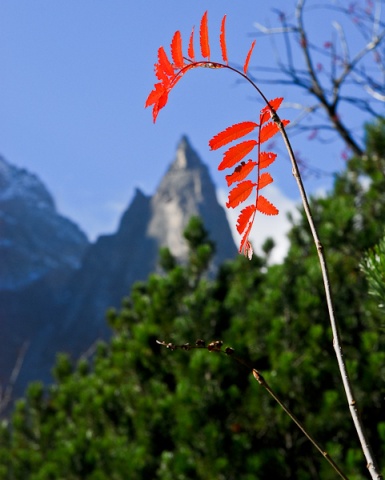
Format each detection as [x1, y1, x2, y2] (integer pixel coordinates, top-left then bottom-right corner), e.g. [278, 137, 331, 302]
[273, 113, 383, 480]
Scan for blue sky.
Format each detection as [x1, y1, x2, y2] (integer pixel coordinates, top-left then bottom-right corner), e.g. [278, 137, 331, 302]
[1, 1, 380, 254]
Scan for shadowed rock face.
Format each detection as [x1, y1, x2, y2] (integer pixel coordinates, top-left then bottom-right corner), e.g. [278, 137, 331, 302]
[0, 156, 88, 291]
[0, 156, 89, 396]
[0, 136, 237, 402]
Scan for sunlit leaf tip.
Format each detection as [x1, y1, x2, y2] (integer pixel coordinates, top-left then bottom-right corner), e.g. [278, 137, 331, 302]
[236, 205, 256, 234]
[171, 31, 184, 69]
[256, 195, 279, 216]
[259, 119, 290, 144]
[225, 160, 257, 187]
[200, 11, 210, 59]
[218, 140, 258, 170]
[188, 27, 195, 60]
[243, 40, 256, 75]
[209, 121, 258, 150]
[239, 222, 253, 259]
[220, 15, 228, 65]
[226, 180, 256, 209]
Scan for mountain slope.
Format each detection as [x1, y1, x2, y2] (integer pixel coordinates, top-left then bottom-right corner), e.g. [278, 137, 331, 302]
[0, 156, 88, 290]
[2, 137, 237, 401]
[0, 156, 89, 395]
[29, 136, 236, 362]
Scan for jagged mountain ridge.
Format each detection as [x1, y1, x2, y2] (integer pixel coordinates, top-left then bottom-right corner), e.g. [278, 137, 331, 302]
[0, 155, 89, 393]
[0, 136, 237, 401]
[0, 156, 89, 290]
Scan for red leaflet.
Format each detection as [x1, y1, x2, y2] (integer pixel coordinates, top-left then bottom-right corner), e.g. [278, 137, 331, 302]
[209, 121, 258, 150]
[226, 180, 256, 208]
[243, 40, 256, 74]
[260, 97, 284, 123]
[236, 205, 256, 234]
[220, 15, 228, 65]
[218, 140, 257, 170]
[259, 151, 277, 169]
[188, 27, 195, 60]
[171, 31, 184, 69]
[239, 223, 253, 257]
[200, 11, 210, 59]
[154, 62, 171, 85]
[259, 119, 289, 144]
[145, 83, 165, 108]
[258, 172, 274, 189]
[226, 160, 257, 186]
[152, 90, 169, 122]
[158, 46, 175, 77]
[256, 195, 279, 215]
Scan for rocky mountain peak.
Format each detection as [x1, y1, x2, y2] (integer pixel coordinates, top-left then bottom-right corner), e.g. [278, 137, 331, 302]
[1, 137, 237, 401]
[0, 156, 89, 290]
[0, 155, 55, 209]
[147, 136, 234, 262]
[170, 135, 203, 171]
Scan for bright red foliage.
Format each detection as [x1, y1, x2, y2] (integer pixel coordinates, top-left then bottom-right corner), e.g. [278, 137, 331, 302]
[218, 140, 257, 171]
[256, 195, 279, 216]
[260, 97, 284, 122]
[259, 119, 290, 144]
[225, 160, 257, 187]
[188, 28, 195, 60]
[200, 11, 210, 59]
[211, 96, 289, 256]
[209, 121, 258, 150]
[220, 15, 228, 64]
[171, 31, 184, 69]
[259, 152, 277, 169]
[243, 40, 256, 74]
[145, 12, 290, 258]
[157, 46, 174, 78]
[236, 205, 256, 234]
[258, 172, 273, 190]
[226, 180, 256, 208]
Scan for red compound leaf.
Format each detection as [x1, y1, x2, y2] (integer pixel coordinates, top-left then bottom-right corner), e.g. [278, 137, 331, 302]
[209, 121, 258, 150]
[146, 12, 290, 258]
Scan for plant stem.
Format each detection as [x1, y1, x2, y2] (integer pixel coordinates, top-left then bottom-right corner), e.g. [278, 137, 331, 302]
[251, 368, 349, 480]
[173, 58, 383, 478]
[159, 339, 350, 479]
[274, 114, 383, 480]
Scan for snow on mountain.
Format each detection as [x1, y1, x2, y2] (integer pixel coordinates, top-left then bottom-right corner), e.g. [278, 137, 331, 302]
[0, 156, 89, 290]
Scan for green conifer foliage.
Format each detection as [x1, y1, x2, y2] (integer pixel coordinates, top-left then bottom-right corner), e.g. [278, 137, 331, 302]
[1, 124, 385, 478]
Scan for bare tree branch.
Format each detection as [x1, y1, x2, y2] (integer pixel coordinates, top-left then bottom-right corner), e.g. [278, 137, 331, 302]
[251, 0, 385, 159]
